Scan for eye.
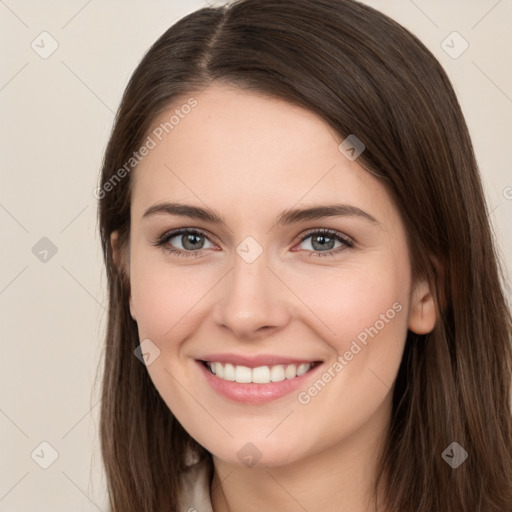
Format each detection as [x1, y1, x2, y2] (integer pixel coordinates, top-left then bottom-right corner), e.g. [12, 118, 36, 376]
[295, 228, 354, 257]
[152, 227, 354, 259]
[153, 228, 215, 257]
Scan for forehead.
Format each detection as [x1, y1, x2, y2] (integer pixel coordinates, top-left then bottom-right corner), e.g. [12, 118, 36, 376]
[130, 84, 394, 225]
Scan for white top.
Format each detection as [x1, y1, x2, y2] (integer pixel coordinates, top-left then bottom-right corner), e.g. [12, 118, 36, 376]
[180, 458, 214, 512]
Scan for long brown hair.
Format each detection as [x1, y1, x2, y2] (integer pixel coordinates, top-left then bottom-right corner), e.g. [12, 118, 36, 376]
[96, 0, 512, 510]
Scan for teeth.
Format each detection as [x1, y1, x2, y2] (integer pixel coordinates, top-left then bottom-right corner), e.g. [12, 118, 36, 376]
[297, 363, 310, 376]
[252, 366, 270, 383]
[285, 364, 297, 379]
[205, 361, 314, 383]
[235, 365, 252, 383]
[270, 365, 285, 382]
[224, 363, 236, 381]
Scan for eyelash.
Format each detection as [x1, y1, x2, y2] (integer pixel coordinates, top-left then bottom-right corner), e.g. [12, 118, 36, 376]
[152, 227, 355, 259]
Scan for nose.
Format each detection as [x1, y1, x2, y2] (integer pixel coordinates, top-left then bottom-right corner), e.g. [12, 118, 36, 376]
[212, 250, 291, 341]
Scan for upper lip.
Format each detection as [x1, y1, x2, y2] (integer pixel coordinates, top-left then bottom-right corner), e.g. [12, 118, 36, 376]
[197, 354, 322, 368]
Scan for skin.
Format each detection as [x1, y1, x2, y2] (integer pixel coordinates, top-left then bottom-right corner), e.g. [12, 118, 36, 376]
[111, 83, 436, 512]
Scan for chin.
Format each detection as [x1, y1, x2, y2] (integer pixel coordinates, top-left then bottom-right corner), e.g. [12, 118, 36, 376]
[208, 436, 304, 469]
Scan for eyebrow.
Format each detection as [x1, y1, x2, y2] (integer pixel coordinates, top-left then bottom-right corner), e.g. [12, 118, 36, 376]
[142, 202, 379, 226]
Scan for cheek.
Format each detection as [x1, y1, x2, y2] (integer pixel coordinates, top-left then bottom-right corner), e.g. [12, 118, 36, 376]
[129, 251, 216, 341]
[288, 264, 409, 444]
[130, 244, 410, 351]
[288, 256, 410, 420]
[290, 258, 409, 349]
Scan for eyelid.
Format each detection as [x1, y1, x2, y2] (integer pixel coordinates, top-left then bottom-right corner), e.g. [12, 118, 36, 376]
[297, 227, 355, 247]
[153, 226, 355, 257]
[152, 227, 217, 249]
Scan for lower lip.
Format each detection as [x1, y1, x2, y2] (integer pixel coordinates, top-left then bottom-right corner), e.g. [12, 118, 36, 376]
[196, 360, 322, 404]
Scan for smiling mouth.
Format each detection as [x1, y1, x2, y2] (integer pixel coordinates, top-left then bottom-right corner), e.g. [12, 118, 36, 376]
[200, 360, 322, 384]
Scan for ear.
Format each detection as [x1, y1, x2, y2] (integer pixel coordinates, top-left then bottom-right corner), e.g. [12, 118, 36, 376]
[110, 230, 121, 268]
[408, 278, 437, 334]
[110, 231, 137, 321]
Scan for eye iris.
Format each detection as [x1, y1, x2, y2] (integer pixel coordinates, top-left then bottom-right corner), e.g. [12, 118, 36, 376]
[182, 233, 204, 250]
[311, 234, 335, 251]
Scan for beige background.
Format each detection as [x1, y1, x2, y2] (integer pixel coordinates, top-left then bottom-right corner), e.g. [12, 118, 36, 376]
[1, 0, 511, 510]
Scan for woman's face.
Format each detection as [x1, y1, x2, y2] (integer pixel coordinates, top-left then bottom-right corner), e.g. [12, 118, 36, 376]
[116, 83, 435, 467]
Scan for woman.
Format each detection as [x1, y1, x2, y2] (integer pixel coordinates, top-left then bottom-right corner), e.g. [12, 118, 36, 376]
[96, 0, 512, 510]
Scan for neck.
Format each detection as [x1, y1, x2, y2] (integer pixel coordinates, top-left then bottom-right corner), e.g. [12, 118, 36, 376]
[210, 392, 392, 512]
